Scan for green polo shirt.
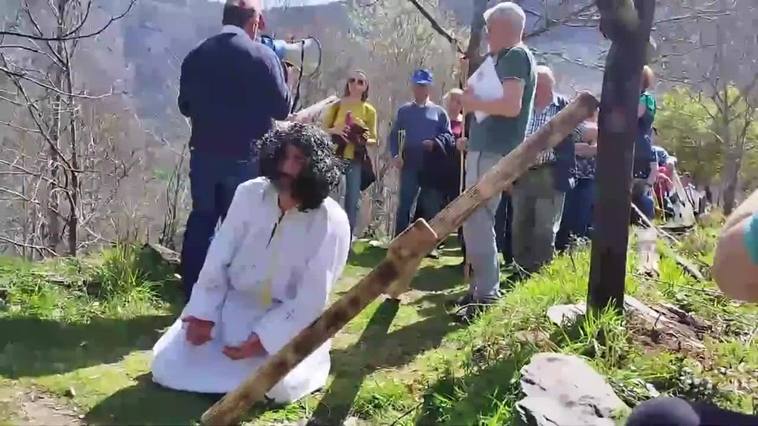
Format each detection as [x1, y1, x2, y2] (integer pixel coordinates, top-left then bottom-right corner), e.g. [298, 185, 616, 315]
[468, 44, 536, 155]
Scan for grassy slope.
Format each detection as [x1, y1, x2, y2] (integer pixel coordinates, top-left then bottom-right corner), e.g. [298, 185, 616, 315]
[0, 227, 755, 425]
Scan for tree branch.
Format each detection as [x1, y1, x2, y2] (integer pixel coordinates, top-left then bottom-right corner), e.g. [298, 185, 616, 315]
[525, 3, 597, 40]
[0, 64, 112, 99]
[0, 234, 58, 257]
[405, 0, 464, 54]
[0, 0, 136, 42]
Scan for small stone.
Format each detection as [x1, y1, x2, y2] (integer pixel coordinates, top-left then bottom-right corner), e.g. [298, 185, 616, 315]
[546, 303, 586, 326]
[516, 353, 629, 426]
[64, 387, 76, 398]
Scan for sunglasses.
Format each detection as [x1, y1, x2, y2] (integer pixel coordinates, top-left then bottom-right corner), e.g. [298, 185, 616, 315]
[348, 78, 366, 86]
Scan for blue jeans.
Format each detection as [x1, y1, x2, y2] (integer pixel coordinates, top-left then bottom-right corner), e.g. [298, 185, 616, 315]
[494, 193, 513, 265]
[180, 152, 257, 299]
[343, 161, 363, 235]
[631, 179, 655, 223]
[556, 178, 595, 251]
[395, 168, 445, 236]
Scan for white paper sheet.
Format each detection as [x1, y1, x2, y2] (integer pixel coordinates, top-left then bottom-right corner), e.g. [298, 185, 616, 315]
[466, 56, 503, 123]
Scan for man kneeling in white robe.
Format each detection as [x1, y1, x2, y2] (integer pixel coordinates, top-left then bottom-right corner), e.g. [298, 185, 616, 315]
[151, 123, 350, 403]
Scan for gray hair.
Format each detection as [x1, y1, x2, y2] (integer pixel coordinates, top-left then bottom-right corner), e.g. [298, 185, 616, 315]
[443, 88, 463, 108]
[483, 2, 526, 33]
[535, 65, 555, 84]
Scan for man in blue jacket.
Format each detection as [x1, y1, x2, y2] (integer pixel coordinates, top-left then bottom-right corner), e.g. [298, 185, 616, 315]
[389, 69, 455, 237]
[178, 0, 292, 300]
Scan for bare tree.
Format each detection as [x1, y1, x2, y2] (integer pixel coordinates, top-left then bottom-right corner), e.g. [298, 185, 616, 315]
[0, 0, 137, 257]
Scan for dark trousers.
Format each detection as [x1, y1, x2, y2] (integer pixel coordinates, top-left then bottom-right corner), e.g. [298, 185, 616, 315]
[494, 192, 513, 265]
[626, 397, 758, 426]
[396, 169, 446, 236]
[556, 178, 594, 251]
[180, 152, 257, 300]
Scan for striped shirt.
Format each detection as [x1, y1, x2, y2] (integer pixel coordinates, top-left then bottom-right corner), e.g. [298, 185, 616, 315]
[527, 96, 563, 166]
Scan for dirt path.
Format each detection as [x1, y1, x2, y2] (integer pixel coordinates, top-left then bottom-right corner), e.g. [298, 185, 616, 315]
[0, 384, 82, 426]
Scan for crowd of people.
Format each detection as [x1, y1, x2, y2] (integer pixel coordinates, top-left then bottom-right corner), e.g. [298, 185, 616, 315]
[145, 0, 752, 424]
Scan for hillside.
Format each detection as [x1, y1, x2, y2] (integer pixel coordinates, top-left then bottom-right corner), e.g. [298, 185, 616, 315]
[0, 219, 756, 425]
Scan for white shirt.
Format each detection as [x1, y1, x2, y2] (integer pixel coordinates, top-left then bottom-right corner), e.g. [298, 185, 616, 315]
[151, 178, 350, 402]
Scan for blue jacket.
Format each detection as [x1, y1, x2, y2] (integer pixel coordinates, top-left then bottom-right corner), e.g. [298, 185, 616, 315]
[179, 26, 291, 159]
[388, 102, 455, 175]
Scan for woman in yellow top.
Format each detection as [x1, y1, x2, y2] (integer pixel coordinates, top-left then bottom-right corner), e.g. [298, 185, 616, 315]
[323, 70, 378, 237]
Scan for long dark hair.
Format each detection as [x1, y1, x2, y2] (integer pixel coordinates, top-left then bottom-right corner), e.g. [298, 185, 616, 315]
[342, 70, 370, 102]
[257, 123, 345, 211]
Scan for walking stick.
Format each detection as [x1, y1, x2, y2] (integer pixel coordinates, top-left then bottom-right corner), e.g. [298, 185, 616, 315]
[458, 57, 473, 286]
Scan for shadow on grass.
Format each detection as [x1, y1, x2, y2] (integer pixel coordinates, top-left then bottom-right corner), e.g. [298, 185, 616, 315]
[347, 243, 387, 269]
[412, 263, 462, 293]
[84, 373, 219, 425]
[310, 293, 461, 425]
[415, 349, 532, 425]
[0, 315, 173, 378]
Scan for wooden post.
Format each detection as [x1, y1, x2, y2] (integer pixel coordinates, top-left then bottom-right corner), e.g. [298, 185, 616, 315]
[200, 94, 599, 426]
[588, 0, 656, 312]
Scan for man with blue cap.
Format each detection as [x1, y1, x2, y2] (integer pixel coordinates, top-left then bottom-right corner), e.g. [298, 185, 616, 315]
[389, 69, 455, 237]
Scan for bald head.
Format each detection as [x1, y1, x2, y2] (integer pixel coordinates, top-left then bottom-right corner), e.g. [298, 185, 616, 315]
[223, 0, 263, 38]
[534, 65, 556, 109]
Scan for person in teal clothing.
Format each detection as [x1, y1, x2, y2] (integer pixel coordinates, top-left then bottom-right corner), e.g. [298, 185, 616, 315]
[713, 189, 758, 302]
[454, 1, 537, 323]
[631, 65, 659, 222]
[626, 189, 758, 425]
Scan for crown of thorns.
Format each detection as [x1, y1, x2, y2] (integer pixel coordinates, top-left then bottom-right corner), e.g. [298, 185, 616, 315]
[257, 123, 346, 210]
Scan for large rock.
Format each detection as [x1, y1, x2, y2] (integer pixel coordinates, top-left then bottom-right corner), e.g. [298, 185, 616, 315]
[516, 353, 629, 426]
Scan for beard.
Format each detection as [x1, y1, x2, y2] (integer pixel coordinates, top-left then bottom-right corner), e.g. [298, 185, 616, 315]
[271, 171, 295, 192]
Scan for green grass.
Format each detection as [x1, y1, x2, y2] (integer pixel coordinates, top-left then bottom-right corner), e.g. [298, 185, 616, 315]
[0, 226, 756, 425]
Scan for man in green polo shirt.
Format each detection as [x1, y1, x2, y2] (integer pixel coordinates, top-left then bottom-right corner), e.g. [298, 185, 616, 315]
[454, 1, 536, 323]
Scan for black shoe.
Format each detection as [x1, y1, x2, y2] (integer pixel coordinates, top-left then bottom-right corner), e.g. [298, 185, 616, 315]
[426, 249, 440, 259]
[446, 293, 473, 309]
[452, 299, 495, 324]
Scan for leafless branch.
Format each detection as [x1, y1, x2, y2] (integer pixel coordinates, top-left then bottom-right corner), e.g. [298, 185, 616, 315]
[525, 3, 597, 40]
[406, 0, 464, 54]
[0, 234, 58, 257]
[0, 0, 136, 42]
[0, 64, 112, 99]
[654, 9, 730, 26]
[0, 119, 41, 133]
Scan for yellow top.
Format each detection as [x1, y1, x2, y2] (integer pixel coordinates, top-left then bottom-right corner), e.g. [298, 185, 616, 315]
[322, 99, 378, 160]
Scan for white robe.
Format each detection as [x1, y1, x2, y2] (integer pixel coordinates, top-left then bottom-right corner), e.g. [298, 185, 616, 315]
[151, 177, 350, 403]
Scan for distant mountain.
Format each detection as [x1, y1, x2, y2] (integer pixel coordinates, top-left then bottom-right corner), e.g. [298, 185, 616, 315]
[16, 0, 752, 140]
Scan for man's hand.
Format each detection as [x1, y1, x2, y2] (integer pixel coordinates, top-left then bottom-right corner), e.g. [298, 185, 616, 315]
[285, 63, 300, 92]
[574, 142, 597, 158]
[422, 139, 435, 151]
[182, 316, 214, 346]
[328, 126, 348, 138]
[392, 156, 403, 169]
[456, 137, 468, 152]
[223, 333, 266, 360]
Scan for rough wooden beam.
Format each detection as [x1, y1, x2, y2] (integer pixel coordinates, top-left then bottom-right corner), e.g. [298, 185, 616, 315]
[588, 0, 656, 312]
[200, 93, 599, 426]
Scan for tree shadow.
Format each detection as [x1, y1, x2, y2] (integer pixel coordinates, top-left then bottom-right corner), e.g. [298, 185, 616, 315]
[309, 293, 461, 425]
[85, 373, 218, 425]
[347, 243, 387, 269]
[412, 263, 463, 292]
[415, 348, 534, 425]
[0, 315, 174, 378]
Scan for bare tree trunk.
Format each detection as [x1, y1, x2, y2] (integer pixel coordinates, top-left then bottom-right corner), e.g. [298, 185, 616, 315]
[588, 0, 656, 312]
[712, 22, 738, 215]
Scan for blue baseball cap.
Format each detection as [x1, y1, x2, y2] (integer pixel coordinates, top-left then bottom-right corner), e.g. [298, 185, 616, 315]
[411, 69, 433, 86]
